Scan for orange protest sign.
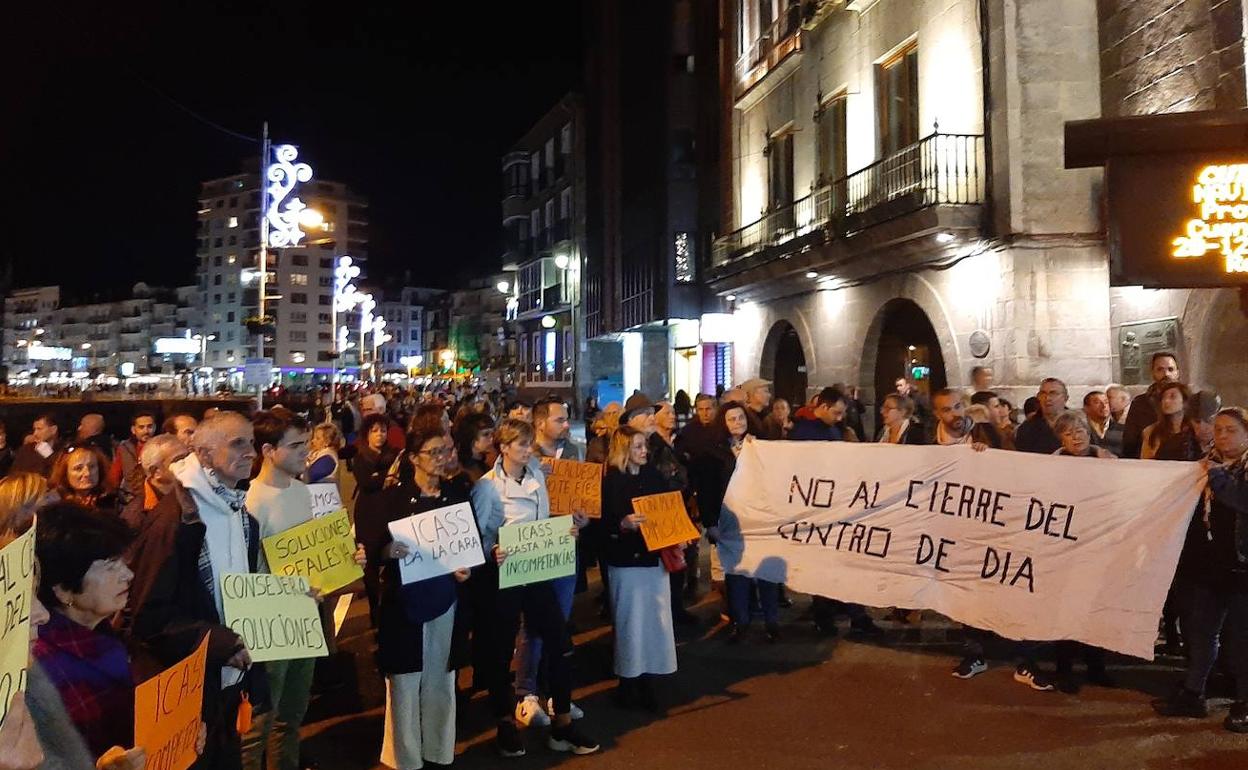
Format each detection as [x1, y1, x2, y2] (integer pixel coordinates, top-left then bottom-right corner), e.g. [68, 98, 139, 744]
[545, 459, 603, 518]
[134, 635, 208, 770]
[633, 491, 699, 551]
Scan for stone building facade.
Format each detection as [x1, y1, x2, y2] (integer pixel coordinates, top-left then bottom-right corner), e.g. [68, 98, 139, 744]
[1098, 0, 1248, 405]
[713, 0, 1247, 431]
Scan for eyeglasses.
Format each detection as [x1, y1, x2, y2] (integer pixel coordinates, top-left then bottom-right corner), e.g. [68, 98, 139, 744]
[418, 447, 453, 458]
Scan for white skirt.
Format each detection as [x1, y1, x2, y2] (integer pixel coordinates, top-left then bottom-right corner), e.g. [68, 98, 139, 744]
[608, 564, 678, 678]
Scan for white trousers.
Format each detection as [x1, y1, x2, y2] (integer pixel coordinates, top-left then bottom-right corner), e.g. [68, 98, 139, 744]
[380, 604, 456, 769]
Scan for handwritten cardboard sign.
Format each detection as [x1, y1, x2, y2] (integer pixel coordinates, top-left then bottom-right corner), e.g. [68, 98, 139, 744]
[0, 527, 35, 728]
[262, 509, 363, 594]
[221, 573, 327, 663]
[387, 502, 485, 584]
[308, 483, 344, 519]
[633, 491, 699, 552]
[497, 519, 577, 589]
[134, 634, 208, 770]
[545, 459, 603, 518]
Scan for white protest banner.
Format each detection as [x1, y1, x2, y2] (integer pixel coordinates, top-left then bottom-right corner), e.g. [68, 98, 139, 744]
[717, 440, 1205, 658]
[308, 483, 344, 519]
[387, 502, 485, 584]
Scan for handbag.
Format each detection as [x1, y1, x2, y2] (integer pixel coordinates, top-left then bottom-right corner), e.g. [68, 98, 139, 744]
[659, 544, 687, 573]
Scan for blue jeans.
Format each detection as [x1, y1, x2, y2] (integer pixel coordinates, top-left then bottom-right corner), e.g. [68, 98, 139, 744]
[725, 573, 778, 627]
[1182, 582, 1248, 699]
[515, 574, 577, 698]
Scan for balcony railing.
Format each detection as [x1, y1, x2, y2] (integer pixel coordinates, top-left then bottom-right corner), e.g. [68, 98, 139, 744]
[735, 3, 803, 83]
[712, 132, 985, 266]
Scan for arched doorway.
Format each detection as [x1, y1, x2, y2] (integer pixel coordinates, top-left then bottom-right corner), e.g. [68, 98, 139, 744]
[872, 298, 947, 404]
[760, 320, 808, 406]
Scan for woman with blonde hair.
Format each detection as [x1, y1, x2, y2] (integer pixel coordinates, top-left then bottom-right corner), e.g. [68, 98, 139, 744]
[601, 425, 678, 711]
[305, 422, 345, 484]
[585, 402, 622, 464]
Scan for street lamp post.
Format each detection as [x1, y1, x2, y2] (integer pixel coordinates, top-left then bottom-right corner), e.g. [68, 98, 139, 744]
[333, 256, 362, 397]
[258, 126, 316, 408]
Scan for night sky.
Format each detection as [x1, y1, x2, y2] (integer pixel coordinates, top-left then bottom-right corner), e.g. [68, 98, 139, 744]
[2, 1, 583, 295]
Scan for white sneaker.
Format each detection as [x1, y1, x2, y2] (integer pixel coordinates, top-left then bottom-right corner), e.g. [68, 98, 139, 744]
[548, 698, 584, 720]
[515, 694, 551, 727]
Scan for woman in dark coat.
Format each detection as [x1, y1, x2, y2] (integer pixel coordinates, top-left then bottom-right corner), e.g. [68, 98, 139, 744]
[1154, 407, 1248, 734]
[353, 413, 399, 628]
[601, 426, 678, 710]
[363, 425, 474, 769]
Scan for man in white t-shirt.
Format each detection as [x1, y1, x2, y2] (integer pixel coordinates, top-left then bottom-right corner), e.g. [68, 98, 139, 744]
[241, 410, 364, 770]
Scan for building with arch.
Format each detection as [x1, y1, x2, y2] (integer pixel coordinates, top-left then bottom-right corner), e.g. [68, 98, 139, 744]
[712, 0, 1247, 435]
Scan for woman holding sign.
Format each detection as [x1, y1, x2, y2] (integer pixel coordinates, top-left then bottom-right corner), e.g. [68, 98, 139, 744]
[601, 426, 678, 711]
[472, 419, 599, 758]
[366, 426, 473, 770]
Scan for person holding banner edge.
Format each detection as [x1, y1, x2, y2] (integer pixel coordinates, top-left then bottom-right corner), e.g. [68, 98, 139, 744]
[601, 425, 679, 711]
[471, 419, 599, 758]
[1154, 406, 1248, 733]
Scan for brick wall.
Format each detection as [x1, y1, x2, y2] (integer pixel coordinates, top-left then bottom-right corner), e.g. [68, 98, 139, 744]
[1098, 0, 1246, 116]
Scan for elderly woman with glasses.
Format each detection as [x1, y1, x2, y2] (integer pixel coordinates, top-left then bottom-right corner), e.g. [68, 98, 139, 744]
[362, 425, 474, 770]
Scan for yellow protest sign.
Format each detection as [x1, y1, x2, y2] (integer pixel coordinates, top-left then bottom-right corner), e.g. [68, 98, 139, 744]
[633, 491, 699, 552]
[221, 573, 328, 663]
[262, 509, 362, 593]
[0, 526, 35, 729]
[545, 459, 603, 518]
[134, 634, 208, 770]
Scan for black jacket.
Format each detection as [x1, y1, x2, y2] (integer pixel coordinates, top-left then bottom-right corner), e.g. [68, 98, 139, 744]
[876, 422, 928, 445]
[601, 464, 671, 568]
[1122, 384, 1165, 459]
[352, 445, 398, 555]
[1015, 415, 1061, 454]
[122, 483, 269, 710]
[690, 440, 738, 529]
[367, 475, 476, 674]
[1190, 460, 1248, 592]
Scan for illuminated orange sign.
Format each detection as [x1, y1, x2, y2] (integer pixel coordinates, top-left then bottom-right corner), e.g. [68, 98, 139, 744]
[1171, 164, 1248, 273]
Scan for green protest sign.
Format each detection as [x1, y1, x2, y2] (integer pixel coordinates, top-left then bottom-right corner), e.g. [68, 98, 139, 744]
[497, 519, 576, 589]
[221, 573, 328, 663]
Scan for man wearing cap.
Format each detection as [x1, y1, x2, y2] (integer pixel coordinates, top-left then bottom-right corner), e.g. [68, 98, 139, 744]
[740, 379, 774, 438]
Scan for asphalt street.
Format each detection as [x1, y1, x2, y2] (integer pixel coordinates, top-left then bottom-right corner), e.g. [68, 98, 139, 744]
[301, 576, 1247, 770]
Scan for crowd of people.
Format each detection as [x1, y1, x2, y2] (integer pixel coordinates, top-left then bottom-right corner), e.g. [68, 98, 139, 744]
[1, 350, 1246, 770]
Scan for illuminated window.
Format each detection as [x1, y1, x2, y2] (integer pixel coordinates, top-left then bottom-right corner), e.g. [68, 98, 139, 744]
[290, 273, 309, 286]
[877, 42, 919, 157]
[227, 216, 239, 228]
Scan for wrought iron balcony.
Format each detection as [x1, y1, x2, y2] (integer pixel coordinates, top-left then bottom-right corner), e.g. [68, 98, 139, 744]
[712, 132, 985, 267]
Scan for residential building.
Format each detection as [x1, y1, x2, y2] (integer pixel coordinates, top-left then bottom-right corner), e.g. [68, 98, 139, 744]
[195, 156, 369, 381]
[448, 274, 511, 384]
[371, 285, 447, 375]
[500, 93, 585, 404]
[581, 0, 726, 405]
[3, 282, 202, 377]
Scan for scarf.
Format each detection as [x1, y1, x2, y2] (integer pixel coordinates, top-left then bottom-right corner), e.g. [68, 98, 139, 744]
[170, 453, 252, 688]
[1201, 445, 1248, 533]
[936, 416, 974, 446]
